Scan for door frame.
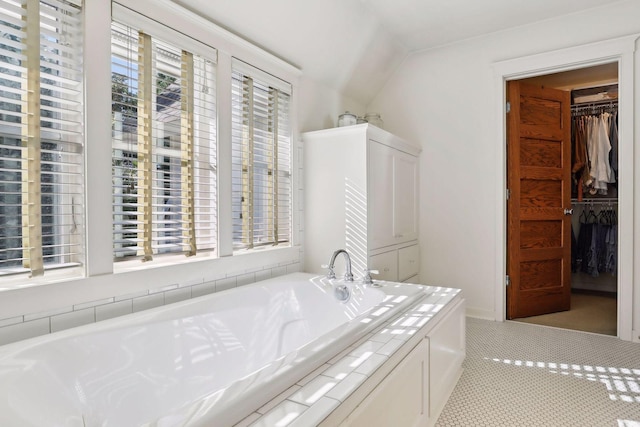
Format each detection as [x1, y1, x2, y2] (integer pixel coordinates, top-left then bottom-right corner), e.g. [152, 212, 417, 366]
[493, 35, 638, 341]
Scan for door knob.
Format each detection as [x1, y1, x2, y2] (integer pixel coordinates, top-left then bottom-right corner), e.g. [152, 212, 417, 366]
[563, 208, 574, 215]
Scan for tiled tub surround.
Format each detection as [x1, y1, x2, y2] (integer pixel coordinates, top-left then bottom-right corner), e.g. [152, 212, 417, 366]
[0, 261, 301, 347]
[0, 273, 462, 426]
[239, 283, 465, 427]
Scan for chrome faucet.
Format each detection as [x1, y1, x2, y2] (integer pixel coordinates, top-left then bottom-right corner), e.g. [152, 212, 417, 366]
[324, 249, 354, 282]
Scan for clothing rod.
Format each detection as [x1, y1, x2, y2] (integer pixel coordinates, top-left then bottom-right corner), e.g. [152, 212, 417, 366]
[571, 198, 618, 204]
[571, 99, 618, 109]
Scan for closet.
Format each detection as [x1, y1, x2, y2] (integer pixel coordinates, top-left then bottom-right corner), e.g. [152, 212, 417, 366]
[569, 84, 618, 294]
[509, 63, 619, 335]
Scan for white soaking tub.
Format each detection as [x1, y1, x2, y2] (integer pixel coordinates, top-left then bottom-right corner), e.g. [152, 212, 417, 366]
[0, 272, 430, 427]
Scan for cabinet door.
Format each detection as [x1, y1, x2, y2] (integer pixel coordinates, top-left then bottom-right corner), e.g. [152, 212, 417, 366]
[369, 250, 398, 282]
[429, 299, 466, 423]
[369, 141, 395, 249]
[342, 338, 428, 427]
[393, 149, 419, 243]
[398, 244, 420, 282]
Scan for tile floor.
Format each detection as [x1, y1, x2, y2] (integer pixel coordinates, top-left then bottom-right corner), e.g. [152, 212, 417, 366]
[436, 318, 640, 426]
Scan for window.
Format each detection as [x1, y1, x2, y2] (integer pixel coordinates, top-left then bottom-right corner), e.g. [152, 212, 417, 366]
[0, 0, 84, 277]
[111, 19, 217, 261]
[231, 61, 292, 250]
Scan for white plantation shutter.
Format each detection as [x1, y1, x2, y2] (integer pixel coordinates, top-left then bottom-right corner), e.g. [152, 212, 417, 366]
[111, 19, 217, 261]
[0, 0, 84, 277]
[231, 60, 291, 250]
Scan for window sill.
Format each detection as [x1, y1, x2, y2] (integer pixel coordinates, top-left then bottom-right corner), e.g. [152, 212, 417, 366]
[0, 265, 85, 293]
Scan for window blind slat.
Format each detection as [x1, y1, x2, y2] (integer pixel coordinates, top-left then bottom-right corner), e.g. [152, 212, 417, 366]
[0, 0, 84, 277]
[111, 19, 217, 261]
[231, 67, 291, 250]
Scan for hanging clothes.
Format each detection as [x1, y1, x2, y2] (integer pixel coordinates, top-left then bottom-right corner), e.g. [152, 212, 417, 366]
[571, 105, 618, 198]
[574, 205, 617, 278]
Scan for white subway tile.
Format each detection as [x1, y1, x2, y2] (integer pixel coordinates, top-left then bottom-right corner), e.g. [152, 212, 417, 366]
[149, 283, 178, 295]
[349, 340, 385, 358]
[271, 266, 287, 278]
[322, 356, 359, 381]
[203, 271, 226, 283]
[115, 289, 149, 302]
[74, 297, 115, 311]
[179, 277, 203, 288]
[376, 338, 405, 357]
[288, 375, 338, 406]
[0, 318, 50, 346]
[249, 400, 307, 427]
[24, 306, 73, 322]
[0, 316, 23, 328]
[51, 308, 95, 333]
[95, 300, 133, 322]
[289, 397, 340, 427]
[235, 272, 255, 287]
[254, 269, 272, 283]
[297, 363, 331, 387]
[232, 412, 261, 427]
[191, 282, 215, 298]
[256, 384, 302, 415]
[132, 293, 164, 313]
[354, 353, 388, 377]
[286, 263, 301, 274]
[325, 372, 367, 402]
[164, 287, 192, 305]
[215, 277, 236, 292]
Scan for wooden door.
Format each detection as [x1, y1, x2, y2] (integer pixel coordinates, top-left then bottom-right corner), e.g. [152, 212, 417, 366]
[506, 81, 572, 319]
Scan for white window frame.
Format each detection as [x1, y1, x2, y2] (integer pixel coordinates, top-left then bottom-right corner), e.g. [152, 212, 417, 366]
[109, 0, 301, 274]
[0, 0, 85, 280]
[110, 11, 218, 266]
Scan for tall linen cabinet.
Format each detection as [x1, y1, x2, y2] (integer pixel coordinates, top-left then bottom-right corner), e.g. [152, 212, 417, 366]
[302, 124, 421, 283]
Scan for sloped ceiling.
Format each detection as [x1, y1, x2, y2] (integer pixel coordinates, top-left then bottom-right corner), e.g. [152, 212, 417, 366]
[170, 0, 624, 104]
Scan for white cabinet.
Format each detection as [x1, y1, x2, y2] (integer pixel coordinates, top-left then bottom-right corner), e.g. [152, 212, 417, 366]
[303, 124, 421, 282]
[342, 338, 428, 427]
[339, 296, 466, 427]
[398, 244, 420, 282]
[428, 298, 466, 422]
[369, 250, 398, 282]
[370, 142, 419, 249]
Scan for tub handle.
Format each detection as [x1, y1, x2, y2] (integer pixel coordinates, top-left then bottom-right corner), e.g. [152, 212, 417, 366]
[321, 264, 336, 280]
[362, 269, 379, 286]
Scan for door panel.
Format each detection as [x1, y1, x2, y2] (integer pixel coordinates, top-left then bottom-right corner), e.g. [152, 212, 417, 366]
[393, 150, 419, 242]
[507, 81, 572, 319]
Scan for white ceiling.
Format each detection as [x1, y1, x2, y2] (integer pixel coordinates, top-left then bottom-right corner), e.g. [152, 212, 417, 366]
[362, 0, 624, 51]
[171, 0, 625, 104]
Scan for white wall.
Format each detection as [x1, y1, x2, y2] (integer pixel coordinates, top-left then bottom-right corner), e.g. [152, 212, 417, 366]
[368, 0, 640, 339]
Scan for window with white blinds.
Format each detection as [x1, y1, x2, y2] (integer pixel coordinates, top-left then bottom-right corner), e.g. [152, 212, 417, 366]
[0, 0, 84, 277]
[231, 62, 291, 250]
[111, 20, 217, 261]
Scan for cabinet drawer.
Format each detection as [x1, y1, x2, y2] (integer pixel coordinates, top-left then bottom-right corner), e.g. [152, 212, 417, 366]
[398, 245, 419, 281]
[369, 251, 398, 282]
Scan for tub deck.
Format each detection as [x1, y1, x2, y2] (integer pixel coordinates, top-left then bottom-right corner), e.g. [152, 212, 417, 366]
[0, 273, 444, 427]
[236, 283, 463, 427]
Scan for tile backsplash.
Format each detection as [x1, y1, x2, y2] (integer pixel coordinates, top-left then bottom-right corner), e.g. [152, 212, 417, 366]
[0, 261, 302, 347]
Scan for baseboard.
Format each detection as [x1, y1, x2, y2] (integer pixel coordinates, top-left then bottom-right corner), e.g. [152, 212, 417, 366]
[466, 307, 496, 321]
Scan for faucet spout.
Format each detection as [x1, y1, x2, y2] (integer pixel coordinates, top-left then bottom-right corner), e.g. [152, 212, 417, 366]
[327, 249, 354, 282]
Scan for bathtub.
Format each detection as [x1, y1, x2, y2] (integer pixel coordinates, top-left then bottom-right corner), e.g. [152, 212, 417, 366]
[0, 272, 431, 426]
